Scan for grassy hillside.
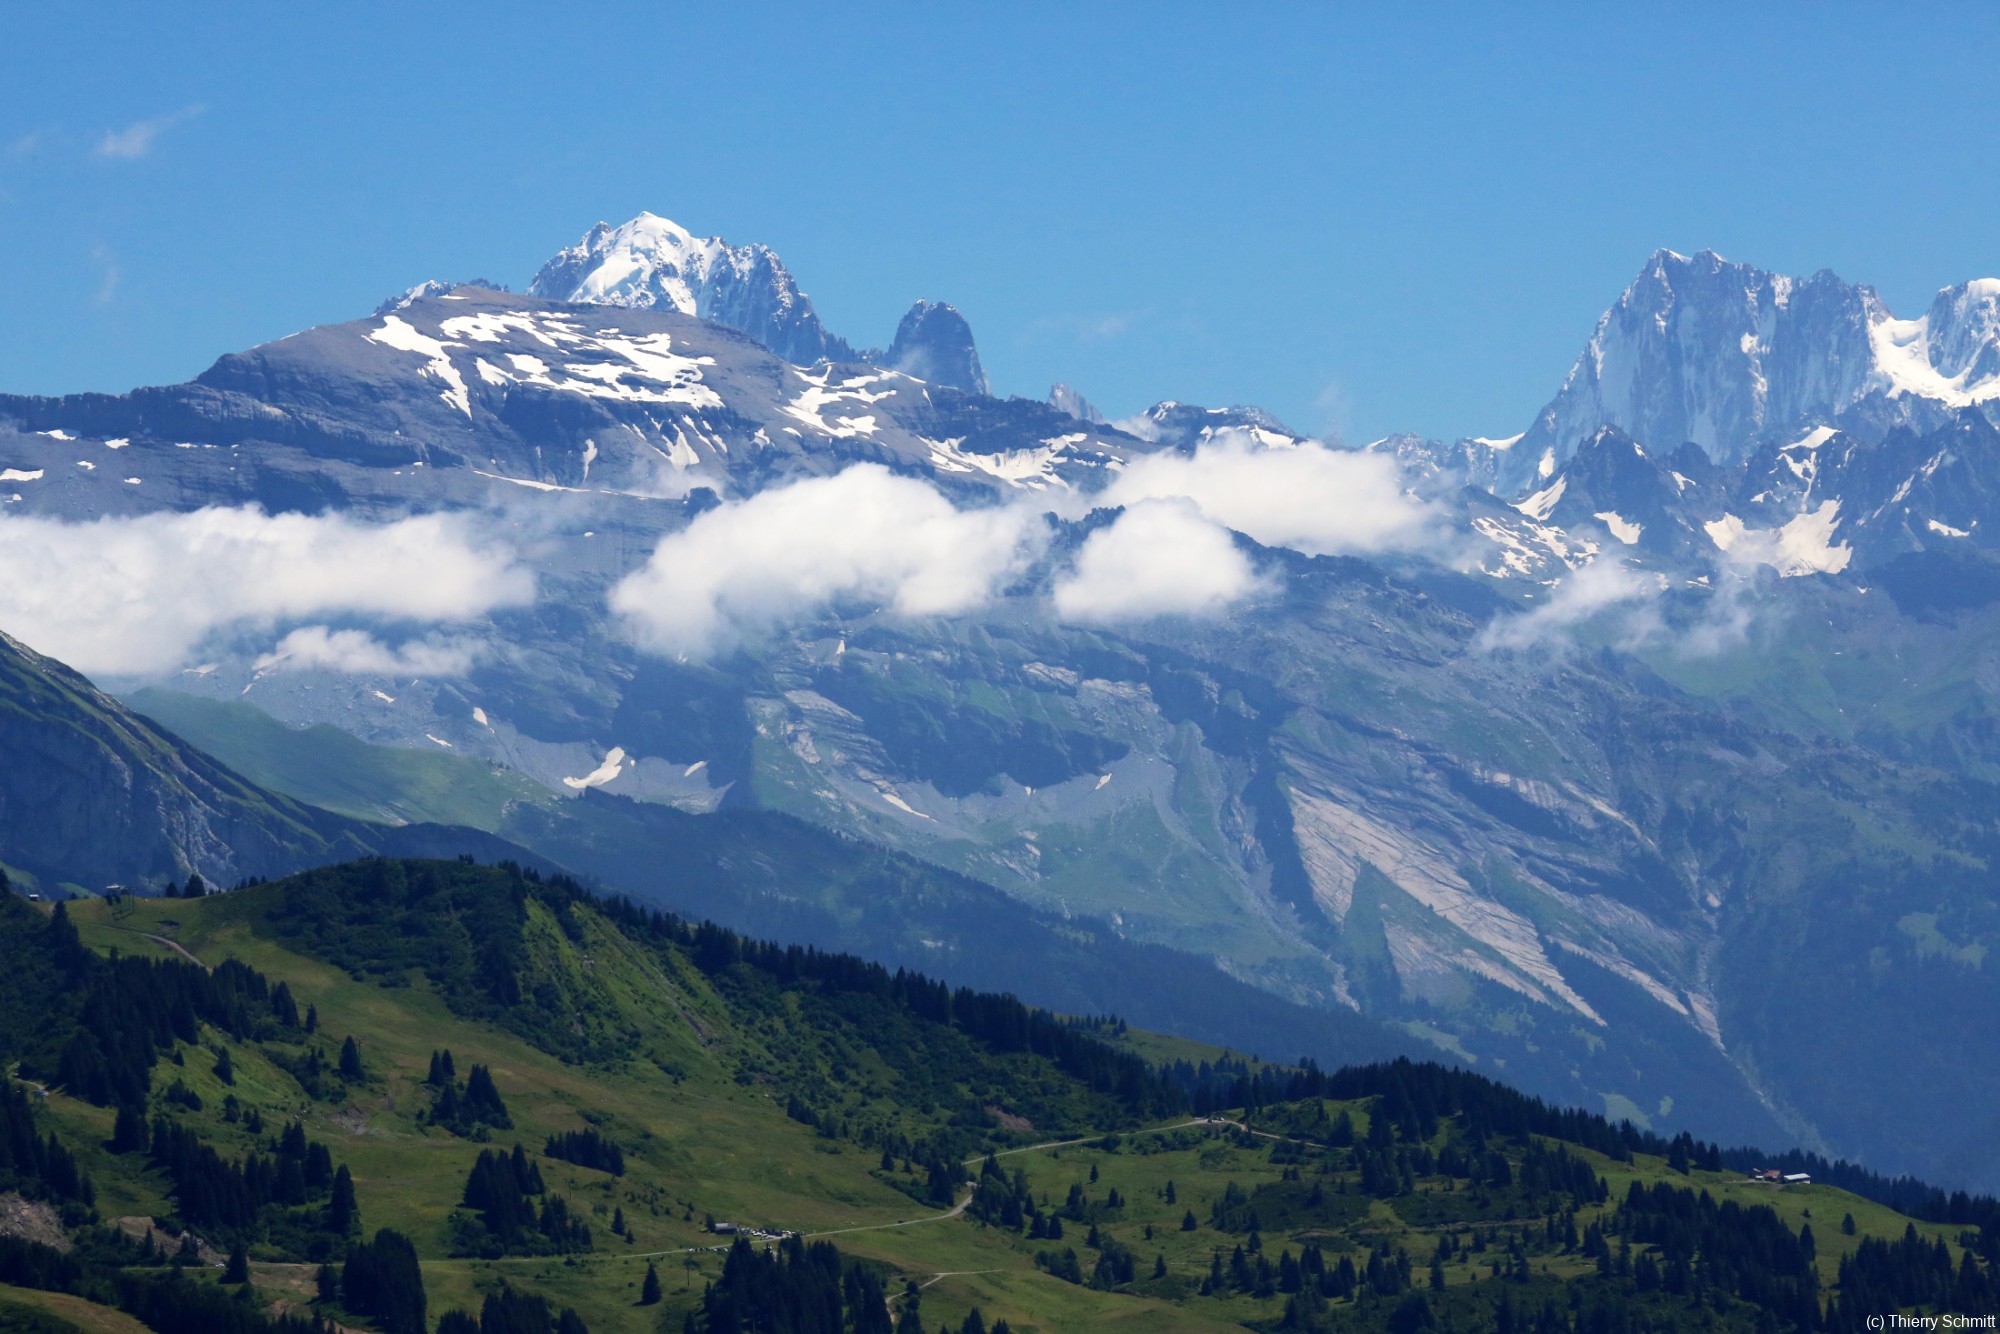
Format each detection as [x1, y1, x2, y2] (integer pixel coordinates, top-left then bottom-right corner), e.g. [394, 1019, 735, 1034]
[125, 689, 553, 832]
[0, 865, 1992, 1333]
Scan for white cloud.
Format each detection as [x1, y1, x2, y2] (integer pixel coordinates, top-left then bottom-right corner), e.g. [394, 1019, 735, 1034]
[253, 626, 480, 678]
[610, 463, 1044, 658]
[0, 506, 532, 675]
[1098, 432, 1434, 557]
[90, 243, 120, 307]
[95, 105, 203, 160]
[1053, 499, 1265, 624]
[1477, 559, 1664, 654]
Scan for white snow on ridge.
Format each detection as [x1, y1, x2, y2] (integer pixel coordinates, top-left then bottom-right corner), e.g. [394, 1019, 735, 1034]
[1470, 432, 1525, 450]
[1867, 280, 2000, 406]
[0, 469, 43, 482]
[879, 789, 932, 820]
[784, 369, 895, 438]
[473, 469, 584, 494]
[1705, 499, 1852, 576]
[1928, 518, 1973, 538]
[925, 434, 1078, 489]
[1787, 425, 1838, 452]
[1515, 475, 1566, 522]
[37, 429, 74, 441]
[563, 746, 628, 790]
[1594, 511, 1641, 544]
[438, 312, 723, 409]
[367, 315, 472, 416]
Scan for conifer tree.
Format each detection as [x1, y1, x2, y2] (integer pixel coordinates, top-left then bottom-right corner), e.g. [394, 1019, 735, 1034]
[328, 1163, 359, 1234]
[640, 1262, 662, 1305]
[339, 1036, 364, 1081]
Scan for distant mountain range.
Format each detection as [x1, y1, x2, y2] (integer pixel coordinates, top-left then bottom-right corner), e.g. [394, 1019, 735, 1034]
[5, 214, 2000, 1192]
[1402, 248, 2000, 497]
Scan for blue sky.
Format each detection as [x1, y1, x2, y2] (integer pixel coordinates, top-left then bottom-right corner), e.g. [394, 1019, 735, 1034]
[3, 3, 1996, 444]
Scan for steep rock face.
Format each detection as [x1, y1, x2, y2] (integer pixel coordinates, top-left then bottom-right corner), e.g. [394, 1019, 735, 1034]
[1493, 251, 2000, 496]
[0, 631, 374, 888]
[1047, 382, 1106, 424]
[1509, 428, 1720, 562]
[528, 213, 858, 366]
[884, 300, 988, 394]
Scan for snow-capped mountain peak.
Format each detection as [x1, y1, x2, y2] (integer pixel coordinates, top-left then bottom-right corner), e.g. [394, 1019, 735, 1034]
[1482, 250, 2000, 496]
[1869, 276, 2000, 407]
[529, 212, 857, 367]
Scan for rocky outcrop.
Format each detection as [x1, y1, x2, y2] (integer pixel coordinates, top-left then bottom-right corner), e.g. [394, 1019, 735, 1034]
[0, 630, 373, 889]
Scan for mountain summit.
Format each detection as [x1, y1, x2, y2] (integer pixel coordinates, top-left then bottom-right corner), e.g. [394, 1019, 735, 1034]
[529, 214, 999, 394]
[1489, 249, 2000, 494]
[884, 299, 988, 394]
[528, 212, 859, 366]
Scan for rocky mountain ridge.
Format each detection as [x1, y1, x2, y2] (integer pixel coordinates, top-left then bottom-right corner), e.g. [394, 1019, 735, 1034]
[1421, 250, 2000, 498]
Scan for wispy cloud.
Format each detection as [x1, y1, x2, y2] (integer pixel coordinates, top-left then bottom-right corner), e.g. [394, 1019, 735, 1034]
[90, 244, 120, 306]
[1475, 559, 1764, 661]
[95, 104, 203, 160]
[254, 626, 482, 678]
[6, 129, 47, 159]
[1477, 559, 1663, 654]
[1016, 310, 1143, 347]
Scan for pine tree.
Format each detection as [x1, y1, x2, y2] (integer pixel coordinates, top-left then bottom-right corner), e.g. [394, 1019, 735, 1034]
[213, 1046, 234, 1085]
[270, 981, 300, 1028]
[224, 1243, 250, 1284]
[304, 1004, 319, 1034]
[640, 1262, 662, 1305]
[328, 1163, 359, 1234]
[342, 1228, 426, 1334]
[339, 1036, 364, 1081]
[110, 1103, 149, 1153]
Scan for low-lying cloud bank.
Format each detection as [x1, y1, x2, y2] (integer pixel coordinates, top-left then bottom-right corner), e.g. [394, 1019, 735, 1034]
[1053, 499, 1264, 624]
[0, 506, 531, 675]
[1097, 434, 1432, 557]
[610, 464, 1044, 658]
[611, 436, 1442, 655]
[0, 436, 1442, 677]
